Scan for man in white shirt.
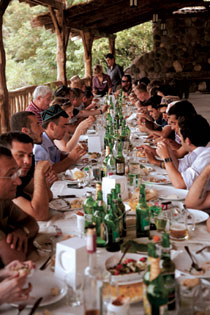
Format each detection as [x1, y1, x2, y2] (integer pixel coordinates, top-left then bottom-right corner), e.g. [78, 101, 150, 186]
[156, 114, 210, 189]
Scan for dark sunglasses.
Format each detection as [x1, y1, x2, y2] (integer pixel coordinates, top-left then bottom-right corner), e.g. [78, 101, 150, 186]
[122, 80, 128, 83]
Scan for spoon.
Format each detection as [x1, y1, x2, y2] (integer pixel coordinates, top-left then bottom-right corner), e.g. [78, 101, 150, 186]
[184, 246, 203, 272]
[113, 243, 131, 268]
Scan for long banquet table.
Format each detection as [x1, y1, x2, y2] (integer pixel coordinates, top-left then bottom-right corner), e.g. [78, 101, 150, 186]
[1, 98, 210, 314]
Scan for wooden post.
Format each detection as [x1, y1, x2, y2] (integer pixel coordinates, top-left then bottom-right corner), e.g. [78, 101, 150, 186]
[0, 0, 11, 133]
[81, 31, 94, 78]
[49, 7, 69, 85]
[108, 35, 116, 57]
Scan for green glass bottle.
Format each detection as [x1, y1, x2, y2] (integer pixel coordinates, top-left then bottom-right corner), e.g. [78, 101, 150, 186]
[106, 145, 116, 176]
[115, 183, 127, 237]
[143, 243, 157, 315]
[136, 184, 150, 238]
[161, 233, 176, 311]
[147, 253, 168, 315]
[115, 141, 125, 176]
[104, 194, 120, 252]
[94, 190, 106, 247]
[111, 188, 123, 239]
[83, 192, 97, 230]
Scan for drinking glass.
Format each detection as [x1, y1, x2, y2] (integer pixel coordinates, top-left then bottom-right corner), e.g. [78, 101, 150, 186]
[169, 207, 195, 241]
[65, 272, 84, 306]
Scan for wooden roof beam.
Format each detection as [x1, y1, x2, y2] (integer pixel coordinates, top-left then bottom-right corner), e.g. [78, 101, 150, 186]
[19, 0, 66, 10]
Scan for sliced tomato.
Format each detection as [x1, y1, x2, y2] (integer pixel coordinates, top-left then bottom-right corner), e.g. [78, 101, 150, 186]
[113, 269, 120, 275]
[123, 258, 136, 264]
[116, 264, 123, 270]
[139, 257, 147, 262]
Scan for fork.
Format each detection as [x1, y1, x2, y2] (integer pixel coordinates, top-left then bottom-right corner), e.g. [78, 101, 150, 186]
[184, 246, 203, 272]
[17, 304, 26, 314]
[196, 245, 210, 254]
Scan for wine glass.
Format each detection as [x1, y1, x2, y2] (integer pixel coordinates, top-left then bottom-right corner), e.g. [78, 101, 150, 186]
[65, 272, 84, 307]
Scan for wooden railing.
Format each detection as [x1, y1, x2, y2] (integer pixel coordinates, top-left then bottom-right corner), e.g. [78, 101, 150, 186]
[8, 80, 71, 117]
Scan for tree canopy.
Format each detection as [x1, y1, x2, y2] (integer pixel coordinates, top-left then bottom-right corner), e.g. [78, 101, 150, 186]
[3, 0, 152, 90]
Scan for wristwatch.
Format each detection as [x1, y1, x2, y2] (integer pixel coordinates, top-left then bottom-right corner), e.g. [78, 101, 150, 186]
[164, 157, 172, 163]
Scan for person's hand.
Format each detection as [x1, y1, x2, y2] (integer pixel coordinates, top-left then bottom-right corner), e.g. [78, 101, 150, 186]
[6, 229, 28, 253]
[101, 104, 108, 113]
[156, 141, 170, 159]
[0, 273, 32, 304]
[76, 116, 95, 135]
[35, 160, 52, 175]
[145, 150, 158, 164]
[68, 144, 86, 163]
[46, 169, 58, 187]
[0, 260, 35, 279]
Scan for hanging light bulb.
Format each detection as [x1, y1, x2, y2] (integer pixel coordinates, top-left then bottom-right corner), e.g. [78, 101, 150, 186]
[130, 0, 137, 7]
[153, 13, 159, 22]
[160, 22, 166, 30]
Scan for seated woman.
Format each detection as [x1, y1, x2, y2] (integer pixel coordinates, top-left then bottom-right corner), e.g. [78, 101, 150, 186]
[92, 64, 112, 96]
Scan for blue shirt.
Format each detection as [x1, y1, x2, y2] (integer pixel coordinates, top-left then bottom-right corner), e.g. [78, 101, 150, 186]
[34, 132, 61, 164]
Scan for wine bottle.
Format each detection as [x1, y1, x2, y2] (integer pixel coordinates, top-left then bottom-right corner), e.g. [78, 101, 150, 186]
[143, 243, 157, 315]
[104, 194, 120, 252]
[136, 184, 150, 238]
[147, 251, 168, 315]
[115, 183, 127, 237]
[115, 141, 125, 176]
[94, 189, 106, 247]
[160, 232, 176, 311]
[83, 192, 97, 229]
[84, 225, 103, 315]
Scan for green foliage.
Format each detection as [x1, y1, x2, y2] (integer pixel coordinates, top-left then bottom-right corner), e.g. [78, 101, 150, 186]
[3, 0, 152, 90]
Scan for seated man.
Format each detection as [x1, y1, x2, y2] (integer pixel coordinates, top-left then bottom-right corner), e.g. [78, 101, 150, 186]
[0, 146, 38, 265]
[0, 132, 53, 221]
[185, 164, 210, 232]
[26, 86, 52, 124]
[185, 163, 210, 210]
[156, 114, 210, 189]
[34, 104, 86, 173]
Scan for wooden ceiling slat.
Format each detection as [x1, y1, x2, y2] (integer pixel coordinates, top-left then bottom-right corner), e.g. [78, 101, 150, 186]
[19, 0, 65, 10]
[30, 0, 206, 35]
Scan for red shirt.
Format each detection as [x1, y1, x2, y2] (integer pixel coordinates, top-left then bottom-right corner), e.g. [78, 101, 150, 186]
[26, 101, 42, 124]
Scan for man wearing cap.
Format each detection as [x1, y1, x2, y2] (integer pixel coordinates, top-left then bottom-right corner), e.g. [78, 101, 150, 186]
[105, 53, 123, 92]
[34, 105, 86, 173]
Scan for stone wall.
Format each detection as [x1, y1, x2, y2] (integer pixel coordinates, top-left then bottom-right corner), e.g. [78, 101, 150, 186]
[127, 13, 210, 92]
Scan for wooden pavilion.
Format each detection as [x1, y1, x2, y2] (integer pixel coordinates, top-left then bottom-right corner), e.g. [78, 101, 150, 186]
[0, 0, 209, 132]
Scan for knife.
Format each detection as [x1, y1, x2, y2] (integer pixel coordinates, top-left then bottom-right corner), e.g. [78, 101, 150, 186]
[28, 297, 43, 315]
[57, 194, 77, 198]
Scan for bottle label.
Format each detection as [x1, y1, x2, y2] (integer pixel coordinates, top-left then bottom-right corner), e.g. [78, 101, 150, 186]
[116, 162, 125, 174]
[113, 231, 120, 243]
[142, 217, 150, 231]
[86, 233, 96, 253]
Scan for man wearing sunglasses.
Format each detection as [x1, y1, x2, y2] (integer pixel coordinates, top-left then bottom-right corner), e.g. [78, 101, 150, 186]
[0, 146, 38, 266]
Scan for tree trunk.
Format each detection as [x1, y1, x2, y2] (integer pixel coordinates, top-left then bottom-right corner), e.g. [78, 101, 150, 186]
[49, 7, 69, 86]
[0, 1, 11, 133]
[81, 31, 94, 78]
[109, 35, 116, 57]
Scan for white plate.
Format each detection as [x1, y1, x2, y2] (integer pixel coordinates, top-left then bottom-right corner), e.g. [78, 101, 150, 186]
[12, 270, 67, 308]
[105, 252, 147, 283]
[143, 175, 171, 185]
[50, 198, 83, 212]
[146, 184, 188, 200]
[188, 209, 209, 224]
[173, 250, 210, 278]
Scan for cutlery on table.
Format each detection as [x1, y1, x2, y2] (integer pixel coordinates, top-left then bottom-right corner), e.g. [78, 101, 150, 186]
[184, 245, 203, 272]
[112, 243, 131, 268]
[17, 304, 26, 314]
[39, 241, 53, 270]
[196, 245, 210, 254]
[28, 297, 43, 315]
